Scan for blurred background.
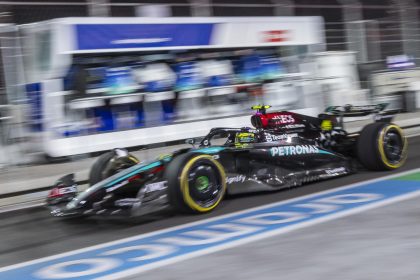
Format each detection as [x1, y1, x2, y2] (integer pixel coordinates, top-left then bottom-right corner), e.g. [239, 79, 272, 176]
[0, 0, 419, 169]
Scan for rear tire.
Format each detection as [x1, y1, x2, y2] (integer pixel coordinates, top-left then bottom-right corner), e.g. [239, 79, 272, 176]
[357, 123, 407, 171]
[165, 153, 226, 214]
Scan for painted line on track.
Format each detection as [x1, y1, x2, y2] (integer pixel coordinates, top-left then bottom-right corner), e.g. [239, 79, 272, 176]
[1, 168, 420, 280]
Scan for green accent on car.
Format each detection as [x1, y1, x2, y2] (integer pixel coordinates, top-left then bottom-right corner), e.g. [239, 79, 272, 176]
[195, 176, 210, 191]
[393, 172, 420, 181]
[192, 147, 225, 154]
[318, 149, 334, 156]
[105, 161, 161, 187]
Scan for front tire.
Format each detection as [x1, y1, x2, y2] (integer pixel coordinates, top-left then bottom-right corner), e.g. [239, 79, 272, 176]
[165, 153, 226, 214]
[357, 123, 407, 170]
[89, 149, 139, 185]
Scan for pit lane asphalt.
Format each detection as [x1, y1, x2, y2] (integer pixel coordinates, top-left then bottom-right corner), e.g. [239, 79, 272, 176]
[1, 135, 420, 269]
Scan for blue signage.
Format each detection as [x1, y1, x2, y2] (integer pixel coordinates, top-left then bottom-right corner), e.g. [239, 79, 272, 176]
[1, 170, 420, 279]
[76, 24, 214, 50]
[25, 83, 43, 131]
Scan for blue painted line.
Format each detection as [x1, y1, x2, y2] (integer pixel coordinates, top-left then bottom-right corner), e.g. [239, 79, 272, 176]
[2, 172, 420, 280]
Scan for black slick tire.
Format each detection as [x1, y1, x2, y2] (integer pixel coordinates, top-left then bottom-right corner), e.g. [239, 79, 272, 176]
[164, 153, 226, 214]
[357, 122, 407, 171]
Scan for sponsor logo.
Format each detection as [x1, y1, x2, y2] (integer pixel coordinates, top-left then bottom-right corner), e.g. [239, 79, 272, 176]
[271, 115, 295, 124]
[115, 198, 141, 207]
[111, 38, 172, 45]
[226, 175, 246, 184]
[58, 185, 77, 195]
[326, 167, 347, 175]
[145, 181, 167, 192]
[261, 30, 289, 42]
[265, 133, 297, 142]
[319, 167, 348, 179]
[48, 185, 78, 198]
[270, 145, 319, 156]
[283, 124, 305, 129]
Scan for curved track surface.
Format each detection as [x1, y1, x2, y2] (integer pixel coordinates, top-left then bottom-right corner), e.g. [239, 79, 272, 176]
[1, 136, 420, 276]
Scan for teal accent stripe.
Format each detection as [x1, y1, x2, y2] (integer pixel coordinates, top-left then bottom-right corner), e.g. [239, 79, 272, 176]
[192, 147, 225, 154]
[106, 161, 161, 187]
[319, 149, 334, 155]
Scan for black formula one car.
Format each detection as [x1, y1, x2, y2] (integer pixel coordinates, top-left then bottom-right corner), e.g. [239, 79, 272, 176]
[46, 104, 407, 217]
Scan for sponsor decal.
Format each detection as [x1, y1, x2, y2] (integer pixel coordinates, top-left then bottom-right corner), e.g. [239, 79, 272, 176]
[319, 167, 348, 178]
[271, 145, 320, 156]
[326, 167, 347, 175]
[145, 181, 167, 193]
[2, 171, 420, 279]
[58, 185, 77, 195]
[226, 175, 246, 184]
[115, 198, 141, 207]
[111, 38, 172, 45]
[48, 185, 78, 198]
[265, 133, 297, 142]
[271, 115, 295, 124]
[283, 124, 305, 129]
[261, 30, 289, 42]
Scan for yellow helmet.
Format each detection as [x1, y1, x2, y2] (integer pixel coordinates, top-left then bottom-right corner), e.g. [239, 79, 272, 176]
[235, 132, 255, 148]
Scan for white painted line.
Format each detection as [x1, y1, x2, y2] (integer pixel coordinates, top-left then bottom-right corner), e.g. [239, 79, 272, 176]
[1, 166, 420, 274]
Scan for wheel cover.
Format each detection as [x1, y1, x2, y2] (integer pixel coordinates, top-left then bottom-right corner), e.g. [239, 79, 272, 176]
[378, 125, 407, 168]
[195, 175, 210, 192]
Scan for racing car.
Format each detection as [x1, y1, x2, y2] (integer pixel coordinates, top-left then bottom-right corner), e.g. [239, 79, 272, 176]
[46, 104, 407, 217]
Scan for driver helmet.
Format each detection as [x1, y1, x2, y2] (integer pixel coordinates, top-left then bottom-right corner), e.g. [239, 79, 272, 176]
[235, 132, 255, 147]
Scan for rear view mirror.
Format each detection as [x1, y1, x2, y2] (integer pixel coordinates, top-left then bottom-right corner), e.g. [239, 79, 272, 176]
[186, 138, 196, 146]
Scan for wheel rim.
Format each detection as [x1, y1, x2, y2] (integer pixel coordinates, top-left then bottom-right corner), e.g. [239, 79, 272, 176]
[186, 160, 224, 209]
[195, 175, 210, 192]
[379, 126, 407, 168]
[383, 128, 405, 165]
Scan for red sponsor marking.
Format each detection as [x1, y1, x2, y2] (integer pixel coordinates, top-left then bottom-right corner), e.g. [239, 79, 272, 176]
[48, 187, 61, 198]
[262, 30, 289, 42]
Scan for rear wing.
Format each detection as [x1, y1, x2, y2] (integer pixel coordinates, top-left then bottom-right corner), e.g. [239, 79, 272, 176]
[320, 103, 399, 126]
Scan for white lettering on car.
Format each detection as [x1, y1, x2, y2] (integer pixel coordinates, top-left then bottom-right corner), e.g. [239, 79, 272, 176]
[144, 181, 167, 193]
[270, 145, 320, 156]
[226, 175, 246, 184]
[272, 115, 295, 124]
